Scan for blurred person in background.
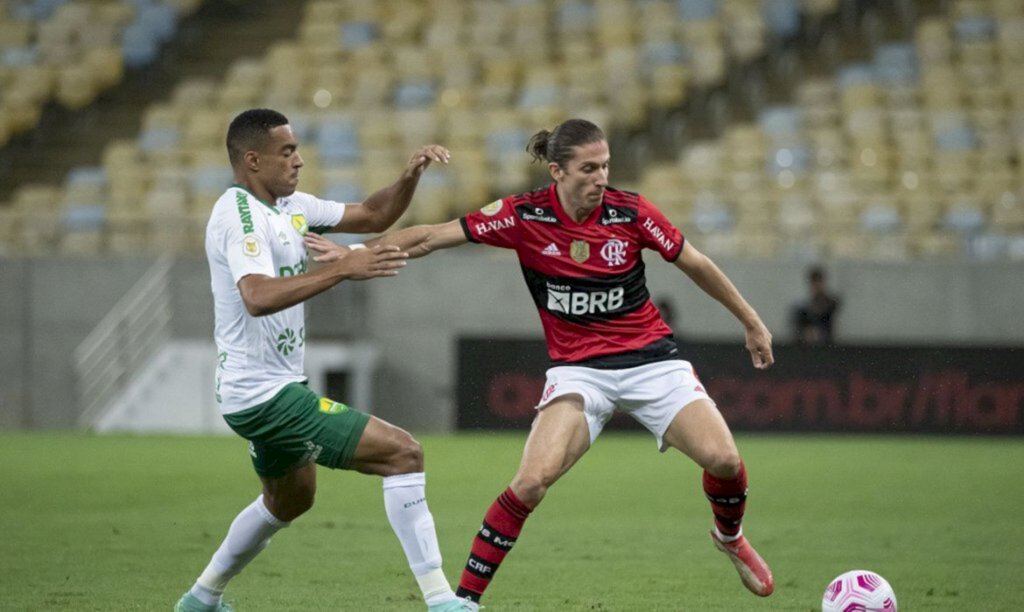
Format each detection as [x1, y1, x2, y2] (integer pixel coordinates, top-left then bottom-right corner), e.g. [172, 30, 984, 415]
[175, 108, 472, 612]
[655, 295, 679, 335]
[791, 265, 840, 346]
[306, 118, 776, 609]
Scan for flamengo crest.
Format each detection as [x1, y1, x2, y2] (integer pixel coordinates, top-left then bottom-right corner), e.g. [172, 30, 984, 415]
[600, 239, 628, 266]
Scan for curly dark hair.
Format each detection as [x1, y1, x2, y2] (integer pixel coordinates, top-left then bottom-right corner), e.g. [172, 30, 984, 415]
[226, 108, 290, 166]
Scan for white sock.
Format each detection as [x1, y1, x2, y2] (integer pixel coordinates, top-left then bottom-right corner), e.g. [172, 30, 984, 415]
[189, 495, 289, 605]
[382, 472, 455, 605]
[714, 525, 743, 543]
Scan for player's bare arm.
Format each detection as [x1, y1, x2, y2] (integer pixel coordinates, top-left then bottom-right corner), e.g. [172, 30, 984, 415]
[674, 241, 774, 370]
[331, 145, 451, 234]
[305, 220, 468, 262]
[237, 245, 408, 316]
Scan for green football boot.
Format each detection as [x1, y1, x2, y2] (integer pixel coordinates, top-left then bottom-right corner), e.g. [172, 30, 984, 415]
[174, 592, 234, 612]
[427, 597, 479, 611]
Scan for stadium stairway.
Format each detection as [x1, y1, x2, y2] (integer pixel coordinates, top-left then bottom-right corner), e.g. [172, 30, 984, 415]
[89, 339, 378, 435]
[0, 0, 306, 197]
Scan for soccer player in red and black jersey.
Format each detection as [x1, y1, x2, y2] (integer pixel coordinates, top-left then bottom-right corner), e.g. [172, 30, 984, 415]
[305, 119, 776, 608]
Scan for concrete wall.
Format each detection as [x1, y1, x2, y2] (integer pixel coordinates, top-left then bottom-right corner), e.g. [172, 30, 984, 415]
[1, 257, 150, 428]
[2, 251, 1022, 430]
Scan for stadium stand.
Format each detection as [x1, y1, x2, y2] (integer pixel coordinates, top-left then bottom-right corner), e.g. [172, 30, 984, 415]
[0, 0, 203, 147]
[637, 0, 1024, 261]
[2, 0, 1023, 261]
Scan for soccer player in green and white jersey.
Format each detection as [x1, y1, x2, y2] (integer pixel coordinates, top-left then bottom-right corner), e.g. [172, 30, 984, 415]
[175, 109, 471, 612]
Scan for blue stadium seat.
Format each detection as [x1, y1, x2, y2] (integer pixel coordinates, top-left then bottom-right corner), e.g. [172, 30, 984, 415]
[12, 0, 67, 21]
[393, 79, 437, 109]
[873, 43, 917, 84]
[644, 40, 686, 67]
[944, 205, 986, 234]
[137, 3, 179, 45]
[486, 127, 529, 159]
[677, 0, 719, 21]
[62, 204, 106, 232]
[139, 126, 180, 153]
[767, 145, 811, 175]
[692, 193, 735, 233]
[860, 203, 903, 234]
[518, 83, 560, 109]
[1, 46, 39, 67]
[557, 1, 595, 32]
[967, 232, 1008, 259]
[933, 114, 977, 150]
[190, 165, 231, 196]
[321, 181, 365, 204]
[64, 166, 107, 195]
[121, 22, 161, 69]
[758, 105, 802, 141]
[339, 21, 379, 49]
[760, 0, 800, 38]
[285, 110, 316, 143]
[836, 63, 877, 89]
[316, 115, 361, 164]
[954, 15, 996, 41]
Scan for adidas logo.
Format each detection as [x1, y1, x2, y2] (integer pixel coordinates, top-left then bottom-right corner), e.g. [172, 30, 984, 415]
[542, 243, 561, 256]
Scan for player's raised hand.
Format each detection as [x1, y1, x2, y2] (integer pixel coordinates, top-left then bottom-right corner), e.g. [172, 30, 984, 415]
[304, 233, 348, 262]
[330, 244, 409, 280]
[745, 321, 774, 370]
[405, 144, 451, 178]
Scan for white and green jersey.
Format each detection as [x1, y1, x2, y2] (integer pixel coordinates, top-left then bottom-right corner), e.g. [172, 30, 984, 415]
[205, 185, 346, 414]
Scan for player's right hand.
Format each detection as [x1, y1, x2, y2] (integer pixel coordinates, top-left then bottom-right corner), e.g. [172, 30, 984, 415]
[745, 321, 774, 370]
[404, 144, 451, 179]
[330, 244, 409, 280]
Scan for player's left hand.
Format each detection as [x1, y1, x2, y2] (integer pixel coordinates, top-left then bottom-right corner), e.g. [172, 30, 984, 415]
[304, 233, 350, 263]
[405, 144, 451, 178]
[745, 322, 774, 370]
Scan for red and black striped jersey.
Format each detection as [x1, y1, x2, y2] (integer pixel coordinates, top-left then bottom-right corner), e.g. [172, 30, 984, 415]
[460, 183, 685, 368]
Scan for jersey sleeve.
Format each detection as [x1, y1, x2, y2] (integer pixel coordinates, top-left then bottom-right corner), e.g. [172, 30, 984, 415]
[292, 191, 345, 234]
[637, 195, 685, 261]
[218, 205, 277, 284]
[460, 197, 520, 249]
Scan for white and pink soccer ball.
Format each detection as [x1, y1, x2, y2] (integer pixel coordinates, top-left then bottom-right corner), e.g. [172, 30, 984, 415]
[821, 570, 897, 612]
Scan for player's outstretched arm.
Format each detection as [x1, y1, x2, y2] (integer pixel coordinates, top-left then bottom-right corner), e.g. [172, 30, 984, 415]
[305, 219, 468, 262]
[237, 245, 409, 316]
[674, 241, 774, 370]
[331, 145, 451, 234]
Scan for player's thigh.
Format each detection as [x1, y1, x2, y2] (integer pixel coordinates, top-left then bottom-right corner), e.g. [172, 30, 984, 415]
[620, 360, 713, 452]
[516, 395, 592, 488]
[662, 398, 740, 474]
[348, 416, 422, 477]
[538, 365, 618, 446]
[224, 383, 371, 477]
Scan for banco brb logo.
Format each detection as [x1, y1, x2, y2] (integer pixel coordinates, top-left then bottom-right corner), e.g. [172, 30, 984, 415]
[547, 285, 625, 315]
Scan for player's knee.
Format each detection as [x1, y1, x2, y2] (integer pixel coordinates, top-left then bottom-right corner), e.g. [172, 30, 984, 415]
[704, 449, 742, 479]
[265, 486, 316, 521]
[510, 474, 549, 508]
[388, 434, 424, 475]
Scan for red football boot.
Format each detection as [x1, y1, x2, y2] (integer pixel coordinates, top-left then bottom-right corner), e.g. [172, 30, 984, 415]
[710, 530, 775, 597]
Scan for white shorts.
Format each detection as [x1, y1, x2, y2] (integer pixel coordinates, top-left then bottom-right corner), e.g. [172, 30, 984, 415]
[537, 359, 714, 452]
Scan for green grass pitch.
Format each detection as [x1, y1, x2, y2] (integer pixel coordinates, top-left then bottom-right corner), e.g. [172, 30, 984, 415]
[1, 432, 1022, 611]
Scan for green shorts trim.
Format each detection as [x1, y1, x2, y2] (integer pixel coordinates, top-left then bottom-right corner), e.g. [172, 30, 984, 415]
[223, 382, 371, 478]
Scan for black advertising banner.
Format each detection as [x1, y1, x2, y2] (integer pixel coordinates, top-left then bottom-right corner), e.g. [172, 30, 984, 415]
[456, 337, 1024, 434]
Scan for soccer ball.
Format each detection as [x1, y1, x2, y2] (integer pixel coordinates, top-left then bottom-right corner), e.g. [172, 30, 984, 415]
[821, 570, 897, 611]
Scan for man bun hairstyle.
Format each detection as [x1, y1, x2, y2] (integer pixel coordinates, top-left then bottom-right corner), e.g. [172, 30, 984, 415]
[526, 118, 605, 169]
[226, 108, 290, 166]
